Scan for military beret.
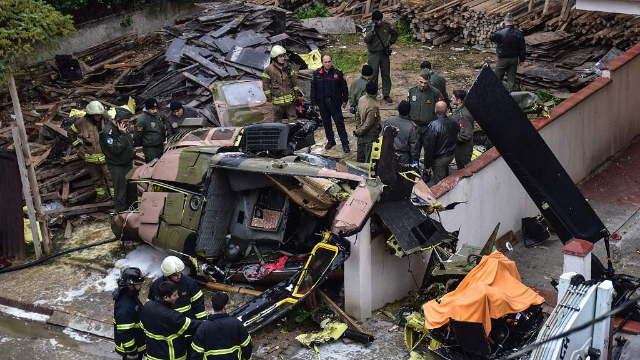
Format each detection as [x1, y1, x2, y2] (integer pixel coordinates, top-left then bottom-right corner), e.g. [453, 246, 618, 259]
[366, 82, 378, 95]
[169, 100, 183, 111]
[372, 10, 383, 21]
[144, 98, 158, 110]
[420, 69, 431, 80]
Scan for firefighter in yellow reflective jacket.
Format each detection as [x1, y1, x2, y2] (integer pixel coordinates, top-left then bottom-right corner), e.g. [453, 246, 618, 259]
[68, 101, 113, 202]
[191, 292, 252, 360]
[262, 45, 300, 123]
[141, 281, 202, 360]
[147, 256, 206, 320]
[113, 267, 146, 360]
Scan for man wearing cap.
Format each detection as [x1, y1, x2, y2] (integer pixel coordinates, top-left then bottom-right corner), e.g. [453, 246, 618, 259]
[384, 100, 420, 165]
[133, 98, 165, 163]
[363, 10, 398, 104]
[420, 60, 450, 108]
[99, 107, 137, 212]
[490, 12, 526, 92]
[451, 90, 474, 169]
[311, 54, 350, 153]
[407, 69, 444, 158]
[354, 82, 381, 163]
[349, 64, 374, 114]
[166, 100, 201, 136]
[424, 101, 458, 185]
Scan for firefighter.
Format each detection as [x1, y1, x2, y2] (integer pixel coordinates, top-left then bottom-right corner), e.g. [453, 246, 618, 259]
[69, 101, 112, 202]
[112, 267, 146, 360]
[262, 45, 300, 123]
[140, 281, 202, 360]
[148, 256, 206, 320]
[191, 292, 253, 360]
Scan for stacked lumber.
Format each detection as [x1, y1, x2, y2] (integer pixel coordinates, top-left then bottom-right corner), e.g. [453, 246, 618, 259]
[398, 0, 639, 49]
[327, 0, 402, 20]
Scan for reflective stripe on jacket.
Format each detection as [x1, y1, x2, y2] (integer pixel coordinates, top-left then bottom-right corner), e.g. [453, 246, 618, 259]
[262, 63, 299, 105]
[140, 300, 202, 360]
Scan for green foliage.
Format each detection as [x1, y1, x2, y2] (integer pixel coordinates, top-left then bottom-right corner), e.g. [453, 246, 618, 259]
[295, 4, 331, 20]
[0, 0, 76, 74]
[327, 48, 368, 74]
[396, 17, 418, 45]
[535, 90, 563, 106]
[45, 0, 127, 15]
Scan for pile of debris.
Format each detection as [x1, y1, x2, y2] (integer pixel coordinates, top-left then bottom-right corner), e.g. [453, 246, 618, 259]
[398, 0, 639, 49]
[113, 1, 325, 122]
[327, 0, 402, 20]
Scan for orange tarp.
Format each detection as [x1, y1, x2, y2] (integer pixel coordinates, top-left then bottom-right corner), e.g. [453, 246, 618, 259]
[423, 251, 544, 335]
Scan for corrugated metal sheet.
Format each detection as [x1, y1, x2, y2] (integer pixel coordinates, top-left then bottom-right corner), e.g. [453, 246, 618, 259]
[0, 150, 26, 259]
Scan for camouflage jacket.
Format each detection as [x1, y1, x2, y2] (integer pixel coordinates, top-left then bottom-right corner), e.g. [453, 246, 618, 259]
[407, 85, 443, 126]
[133, 111, 165, 147]
[453, 105, 474, 144]
[355, 94, 381, 138]
[69, 113, 109, 164]
[363, 21, 399, 53]
[99, 120, 135, 166]
[262, 63, 299, 105]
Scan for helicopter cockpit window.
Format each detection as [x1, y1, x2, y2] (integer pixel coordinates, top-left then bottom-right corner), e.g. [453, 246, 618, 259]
[221, 82, 266, 106]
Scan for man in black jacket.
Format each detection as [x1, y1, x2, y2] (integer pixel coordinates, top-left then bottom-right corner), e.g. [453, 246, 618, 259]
[148, 256, 206, 321]
[489, 13, 526, 92]
[113, 267, 146, 360]
[424, 101, 459, 185]
[191, 293, 252, 360]
[311, 54, 350, 153]
[141, 281, 202, 360]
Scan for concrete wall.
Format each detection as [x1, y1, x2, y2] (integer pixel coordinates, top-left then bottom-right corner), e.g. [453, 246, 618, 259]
[433, 44, 640, 248]
[576, 0, 640, 15]
[57, 0, 202, 55]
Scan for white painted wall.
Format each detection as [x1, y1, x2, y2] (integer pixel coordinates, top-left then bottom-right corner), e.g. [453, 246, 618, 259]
[576, 0, 640, 15]
[437, 53, 640, 247]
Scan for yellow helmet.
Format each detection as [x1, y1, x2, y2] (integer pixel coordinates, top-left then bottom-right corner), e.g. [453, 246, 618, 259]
[160, 256, 185, 277]
[270, 45, 287, 59]
[85, 101, 104, 115]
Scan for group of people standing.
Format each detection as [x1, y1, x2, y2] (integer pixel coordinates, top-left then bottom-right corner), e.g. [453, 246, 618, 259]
[112, 256, 252, 360]
[69, 97, 201, 212]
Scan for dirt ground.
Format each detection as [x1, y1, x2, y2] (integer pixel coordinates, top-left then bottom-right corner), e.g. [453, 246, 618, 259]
[312, 34, 493, 160]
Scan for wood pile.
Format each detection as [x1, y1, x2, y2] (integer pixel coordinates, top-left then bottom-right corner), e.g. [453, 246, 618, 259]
[327, 0, 402, 20]
[397, 0, 639, 49]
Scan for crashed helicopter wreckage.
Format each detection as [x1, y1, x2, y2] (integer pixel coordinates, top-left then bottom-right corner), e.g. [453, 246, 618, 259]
[111, 81, 459, 333]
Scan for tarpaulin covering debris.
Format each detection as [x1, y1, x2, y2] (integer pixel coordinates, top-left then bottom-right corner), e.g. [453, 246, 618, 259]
[422, 251, 544, 335]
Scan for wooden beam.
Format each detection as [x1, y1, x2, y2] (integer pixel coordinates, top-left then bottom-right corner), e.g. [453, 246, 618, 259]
[7, 73, 52, 255]
[43, 201, 114, 216]
[543, 0, 551, 15]
[317, 290, 365, 333]
[62, 182, 70, 202]
[528, 0, 535, 13]
[11, 124, 42, 259]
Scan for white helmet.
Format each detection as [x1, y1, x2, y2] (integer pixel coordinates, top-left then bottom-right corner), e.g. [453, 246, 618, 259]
[270, 45, 287, 59]
[85, 101, 105, 115]
[161, 256, 185, 277]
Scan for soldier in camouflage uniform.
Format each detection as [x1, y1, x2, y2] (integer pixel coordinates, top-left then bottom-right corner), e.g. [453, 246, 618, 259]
[384, 100, 420, 165]
[354, 82, 381, 163]
[407, 69, 444, 158]
[348, 64, 373, 114]
[451, 90, 475, 169]
[69, 101, 113, 202]
[421, 60, 450, 108]
[100, 107, 137, 212]
[166, 100, 201, 136]
[133, 98, 165, 163]
[363, 10, 398, 104]
[262, 45, 300, 123]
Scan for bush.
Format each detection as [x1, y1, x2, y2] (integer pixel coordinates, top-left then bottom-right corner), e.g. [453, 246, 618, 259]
[295, 4, 331, 20]
[396, 17, 418, 44]
[1, 0, 76, 74]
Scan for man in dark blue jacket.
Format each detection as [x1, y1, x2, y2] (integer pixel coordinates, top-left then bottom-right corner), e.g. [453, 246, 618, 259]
[191, 293, 252, 360]
[141, 281, 202, 360]
[311, 54, 350, 153]
[490, 13, 526, 92]
[113, 267, 146, 360]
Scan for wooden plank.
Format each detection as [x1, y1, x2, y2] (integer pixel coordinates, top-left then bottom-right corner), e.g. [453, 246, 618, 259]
[184, 48, 229, 77]
[32, 148, 52, 168]
[43, 201, 114, 216]
[317, 290, 366, 333]
[11, 124, 42, 259]
[44, 122, 68, 139]
[62, 182, 70, 201]
[64, 220, 73, 239]
[88, 51, 134, 72]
